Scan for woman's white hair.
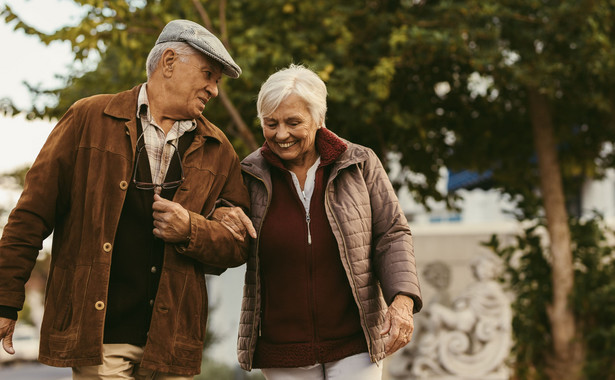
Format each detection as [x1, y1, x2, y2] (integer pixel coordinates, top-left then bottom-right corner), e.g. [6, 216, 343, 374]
[145, 42, 197, 79]
[257, 64, 328, 128]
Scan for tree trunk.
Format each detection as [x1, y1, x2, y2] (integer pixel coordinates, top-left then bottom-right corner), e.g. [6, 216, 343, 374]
[527, 87, 584, 380]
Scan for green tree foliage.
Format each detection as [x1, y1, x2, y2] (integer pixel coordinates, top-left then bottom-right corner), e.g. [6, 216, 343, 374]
[1, 0, 462, 203]
[0, 165, 30, 222]
[485, 215, 615, 380]
[394, 0, 615, 206]
[3, 0, 614, 203]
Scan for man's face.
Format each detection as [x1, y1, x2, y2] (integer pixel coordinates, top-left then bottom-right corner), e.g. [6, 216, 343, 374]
[166, 53, 222, 120]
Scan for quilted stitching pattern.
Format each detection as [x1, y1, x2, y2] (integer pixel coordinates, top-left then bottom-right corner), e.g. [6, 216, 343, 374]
[237, 138, 422, 370]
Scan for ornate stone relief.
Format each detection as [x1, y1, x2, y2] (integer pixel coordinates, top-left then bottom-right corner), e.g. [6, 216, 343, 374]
[388, 254, 512, 379]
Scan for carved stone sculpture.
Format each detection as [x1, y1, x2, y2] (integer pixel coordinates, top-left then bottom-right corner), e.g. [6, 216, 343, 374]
[389, 254, 512, 379]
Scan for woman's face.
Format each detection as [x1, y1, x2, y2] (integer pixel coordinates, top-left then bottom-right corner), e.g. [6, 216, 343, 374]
[262, 94, 320, 169]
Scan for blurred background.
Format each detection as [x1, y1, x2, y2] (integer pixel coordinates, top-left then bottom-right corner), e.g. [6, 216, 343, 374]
[1, 0, 614, 379]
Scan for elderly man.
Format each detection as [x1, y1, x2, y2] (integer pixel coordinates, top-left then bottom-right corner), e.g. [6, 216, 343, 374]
[0, 19, 255, 379]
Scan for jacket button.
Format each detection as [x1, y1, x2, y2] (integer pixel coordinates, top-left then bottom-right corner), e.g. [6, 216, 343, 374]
[150, 266, 157, 274]
[119, 181, 129, 190]
[103, 242, 112, 252]
[95, 301, 105, 310]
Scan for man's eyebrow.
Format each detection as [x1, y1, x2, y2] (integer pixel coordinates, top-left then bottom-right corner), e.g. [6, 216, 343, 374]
[204, 61, 223, 73]
[199, 62, 219, 72]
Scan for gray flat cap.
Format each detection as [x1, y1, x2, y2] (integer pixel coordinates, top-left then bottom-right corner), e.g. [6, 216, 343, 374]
[155, 19, 241, 78]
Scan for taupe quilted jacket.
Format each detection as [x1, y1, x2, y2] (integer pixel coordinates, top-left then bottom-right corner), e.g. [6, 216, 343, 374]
[237, 129, 422, 370]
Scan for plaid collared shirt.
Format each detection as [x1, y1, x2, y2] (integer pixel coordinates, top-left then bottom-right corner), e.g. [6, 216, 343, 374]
[136, 84, 196, 188]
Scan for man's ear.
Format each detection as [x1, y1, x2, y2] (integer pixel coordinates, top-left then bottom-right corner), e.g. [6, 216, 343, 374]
[160, 48, 178, 77]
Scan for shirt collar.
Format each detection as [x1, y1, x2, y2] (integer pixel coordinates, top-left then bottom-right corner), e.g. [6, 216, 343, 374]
[137, 84, 197, 133]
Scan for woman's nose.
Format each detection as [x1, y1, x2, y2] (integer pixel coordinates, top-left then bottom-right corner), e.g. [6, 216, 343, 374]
[276, 124, 290, 139]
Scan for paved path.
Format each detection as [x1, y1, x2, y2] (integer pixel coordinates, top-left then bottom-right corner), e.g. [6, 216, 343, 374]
[0, 362, 72, 379]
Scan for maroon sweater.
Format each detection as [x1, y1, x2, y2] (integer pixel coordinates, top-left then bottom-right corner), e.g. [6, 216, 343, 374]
[253, 133, 368, 368]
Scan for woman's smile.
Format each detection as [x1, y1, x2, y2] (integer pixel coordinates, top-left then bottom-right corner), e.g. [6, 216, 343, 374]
[277, 141, 297, 148]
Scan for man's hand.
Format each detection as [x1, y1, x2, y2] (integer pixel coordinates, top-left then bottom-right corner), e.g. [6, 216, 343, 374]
[152, 194, 191, 242]
[212, 207, 256, 242]
[0, 317, 16, 355]
[380, 294, 415, 355]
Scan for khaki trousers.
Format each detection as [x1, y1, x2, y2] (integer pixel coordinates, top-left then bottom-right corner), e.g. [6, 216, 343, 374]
[72, 343, 194, 380]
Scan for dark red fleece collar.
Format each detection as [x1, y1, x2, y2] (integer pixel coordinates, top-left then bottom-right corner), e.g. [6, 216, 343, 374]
[261, 128, 348, 170]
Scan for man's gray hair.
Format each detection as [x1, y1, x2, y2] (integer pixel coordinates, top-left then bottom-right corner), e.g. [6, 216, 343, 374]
[257, 64, 328, 128]
[146, 41, 197, 79]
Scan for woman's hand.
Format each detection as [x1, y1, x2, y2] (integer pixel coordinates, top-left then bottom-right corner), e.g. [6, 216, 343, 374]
[212, 207, 257, 242]
[380, 294, 415, 355]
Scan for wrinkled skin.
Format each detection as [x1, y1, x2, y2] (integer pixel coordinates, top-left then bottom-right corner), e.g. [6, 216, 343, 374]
[211, 206, 256, 241]
[0, 317, 15, 355]
[380, 294, 415, 355]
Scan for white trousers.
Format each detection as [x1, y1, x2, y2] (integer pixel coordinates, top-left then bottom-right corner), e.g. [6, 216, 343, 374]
[260, 352, 382, 380]
[72, 343, 194, 380]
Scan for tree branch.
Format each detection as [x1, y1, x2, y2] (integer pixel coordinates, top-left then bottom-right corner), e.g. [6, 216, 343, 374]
[218, 83, 259, 151]
[191, 0, 215, 34]
[191, 0, 258, 151]
[219, 0, 229, 48]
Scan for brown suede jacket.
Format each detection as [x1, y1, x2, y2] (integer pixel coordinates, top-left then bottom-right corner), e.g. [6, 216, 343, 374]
[0, 85, 249, 376]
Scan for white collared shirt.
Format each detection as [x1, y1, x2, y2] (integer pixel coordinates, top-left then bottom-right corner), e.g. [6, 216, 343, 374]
[289, 157, 321, 213]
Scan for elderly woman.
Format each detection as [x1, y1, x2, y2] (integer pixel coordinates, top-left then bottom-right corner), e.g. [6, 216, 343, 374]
[217, 64, 422, 379]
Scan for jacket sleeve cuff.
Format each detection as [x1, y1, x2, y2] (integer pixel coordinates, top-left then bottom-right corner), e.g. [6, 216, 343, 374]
[390, 292, 423, 313]
[175, 211, 197, 254]
[173, 210, 248, 269]
[0, 305, 19, 320]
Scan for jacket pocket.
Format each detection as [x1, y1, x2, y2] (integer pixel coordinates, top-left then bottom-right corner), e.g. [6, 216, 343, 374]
[47, 333, 78, 357]
[45, 266, 72, 332]
[46, 265, 91, 335]
[175, 270, 206, 341]
[173, 339, 203, 361]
